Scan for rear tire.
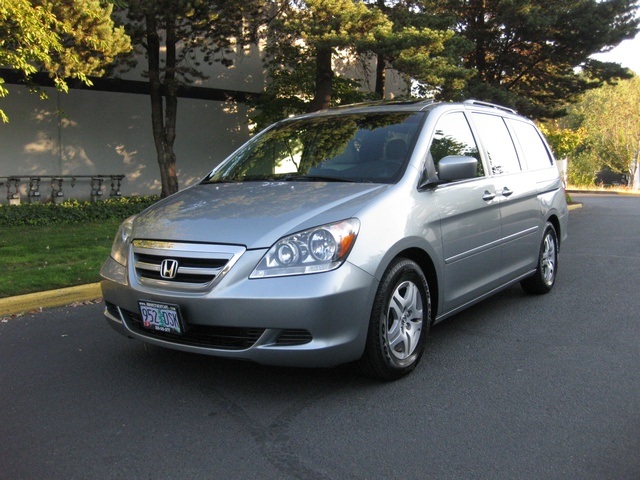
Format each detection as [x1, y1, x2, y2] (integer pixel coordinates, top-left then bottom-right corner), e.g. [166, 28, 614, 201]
[358, 258, 431, 381]
[521, 222, 558, 295]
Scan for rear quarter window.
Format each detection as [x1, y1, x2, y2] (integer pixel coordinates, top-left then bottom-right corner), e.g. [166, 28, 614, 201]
[470, 113, 521, 175]
[508, 119, 554, 170]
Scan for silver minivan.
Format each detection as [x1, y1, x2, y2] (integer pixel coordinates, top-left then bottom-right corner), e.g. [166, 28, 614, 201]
[101, 100, 568, 380]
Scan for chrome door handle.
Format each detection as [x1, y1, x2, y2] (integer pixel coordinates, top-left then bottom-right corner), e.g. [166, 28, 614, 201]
[501, 187, 513, 197]
[482, 190, 497, 202]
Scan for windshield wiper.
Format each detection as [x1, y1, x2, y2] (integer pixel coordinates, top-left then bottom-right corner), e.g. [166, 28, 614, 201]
[205, 179, 240, 184]
[206, 174, 355, 184]
[282, 174, 352, 183]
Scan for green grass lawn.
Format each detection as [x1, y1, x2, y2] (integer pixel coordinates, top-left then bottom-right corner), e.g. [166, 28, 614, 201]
[0, 220, 122, 298]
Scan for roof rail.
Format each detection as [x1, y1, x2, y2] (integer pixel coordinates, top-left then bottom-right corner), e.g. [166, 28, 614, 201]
[462, 99, 517, 114]
[330, 98, 436, 110]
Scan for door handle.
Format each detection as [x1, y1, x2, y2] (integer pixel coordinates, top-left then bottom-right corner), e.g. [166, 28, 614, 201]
[501, 187, 514, 197]
[482, 190, 497, 202]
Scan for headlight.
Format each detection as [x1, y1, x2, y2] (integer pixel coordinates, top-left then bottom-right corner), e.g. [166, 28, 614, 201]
[110, 216, 135, 266]
[250, 218, 360, 278]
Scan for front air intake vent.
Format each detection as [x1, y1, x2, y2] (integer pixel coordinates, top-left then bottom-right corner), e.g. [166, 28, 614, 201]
[276, 329, 313, 346]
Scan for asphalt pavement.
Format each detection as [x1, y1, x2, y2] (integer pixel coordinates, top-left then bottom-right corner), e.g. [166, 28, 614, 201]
[0, 193, 638, 480]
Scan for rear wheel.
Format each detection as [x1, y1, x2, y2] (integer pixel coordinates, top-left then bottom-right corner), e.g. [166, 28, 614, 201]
[521, 222, 558, 294]
[359, 258, 431, 381]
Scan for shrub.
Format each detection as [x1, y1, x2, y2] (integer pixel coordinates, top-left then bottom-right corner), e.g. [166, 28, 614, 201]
[0, 196, 159, 227]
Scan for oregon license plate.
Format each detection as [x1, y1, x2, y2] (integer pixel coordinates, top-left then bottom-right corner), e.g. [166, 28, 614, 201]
[138, 301, 183, 334]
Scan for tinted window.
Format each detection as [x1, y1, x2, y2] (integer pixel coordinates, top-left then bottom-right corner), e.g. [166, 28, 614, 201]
[509, 119, 553, 170]
[471, 113, 521, 175]
[430, 112, 484, 177]
[205, 112, 425, 184]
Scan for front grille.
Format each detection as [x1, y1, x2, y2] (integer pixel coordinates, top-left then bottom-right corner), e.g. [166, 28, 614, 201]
[120, 307, 265, 350]
[131, 240, 245, 292]
[135, 253, 227, 283]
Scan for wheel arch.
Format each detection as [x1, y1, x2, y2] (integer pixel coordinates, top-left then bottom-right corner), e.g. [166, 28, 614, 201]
[393, 247, 439, 320]
[546, 214, 561, 249]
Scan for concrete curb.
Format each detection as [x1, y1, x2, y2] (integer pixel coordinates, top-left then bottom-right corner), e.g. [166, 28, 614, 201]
[0, 283, 102, 317]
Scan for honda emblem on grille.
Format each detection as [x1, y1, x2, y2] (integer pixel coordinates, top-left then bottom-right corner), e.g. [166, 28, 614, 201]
[160, 259, 179, 279]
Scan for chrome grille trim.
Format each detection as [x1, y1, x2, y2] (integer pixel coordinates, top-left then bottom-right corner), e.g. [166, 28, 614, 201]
[131, 240, 245, 292]
[134, 260, 224, 278]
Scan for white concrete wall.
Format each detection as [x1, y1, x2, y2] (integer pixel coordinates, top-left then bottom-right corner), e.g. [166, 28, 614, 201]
[0, 84, 254, 204]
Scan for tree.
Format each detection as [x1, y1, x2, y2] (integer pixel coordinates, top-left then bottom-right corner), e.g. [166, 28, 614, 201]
[440, 0, 639, 118]
[364, 0, 472, 99]
[541, 76, 640, 188]
[254, 0, 469, 127]
[119, 0, 264, 197]
[539, 121, 593, 185]
[253, 0, 392, 127]
[294, 0, 392, 112]
[575, 76, 640, 187]
[0, 0, 131, 122]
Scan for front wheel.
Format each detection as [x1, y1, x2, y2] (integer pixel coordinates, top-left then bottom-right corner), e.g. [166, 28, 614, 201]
[358, 258, 431, 381]
[521, 222, 558, 294]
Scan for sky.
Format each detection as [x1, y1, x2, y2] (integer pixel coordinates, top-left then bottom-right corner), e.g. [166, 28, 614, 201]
[590, 32, 640, 74]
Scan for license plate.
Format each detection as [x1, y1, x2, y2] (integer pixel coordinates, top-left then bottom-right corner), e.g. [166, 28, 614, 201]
[138, 301, 183, 334]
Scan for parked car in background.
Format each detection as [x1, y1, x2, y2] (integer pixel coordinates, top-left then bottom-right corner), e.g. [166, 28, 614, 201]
[596, 168, 628, 187]
[101, 99, 568, 380]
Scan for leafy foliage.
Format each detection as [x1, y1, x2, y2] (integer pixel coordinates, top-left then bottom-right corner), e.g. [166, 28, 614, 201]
[256, 0, 638, 124]
[0, 0, 131, 122]
[440, 0, 639, 118]
[253, 0, 470, 126]
[363, 0, 472, 99]
[263, 0, 393, 116]
[539, 123, 588, 160]
[0, 196, 158, 227]
[573, 76, 640, 185]
[542, 76, 640, 187]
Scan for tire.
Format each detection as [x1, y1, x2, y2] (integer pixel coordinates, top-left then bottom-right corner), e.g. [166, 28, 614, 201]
[359, 258, 431, 381]
[521, 222, 558, 295]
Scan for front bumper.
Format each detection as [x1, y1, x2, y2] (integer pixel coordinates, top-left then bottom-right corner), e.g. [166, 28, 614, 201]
[100, 252, 378, 368]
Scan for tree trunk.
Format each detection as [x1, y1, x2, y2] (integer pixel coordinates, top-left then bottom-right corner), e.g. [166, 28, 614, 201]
[467, 0, 489, 82]
[631, 137, 640, 189]
[375, 53, 386, 99]
[307, 46, 334, 113]
[374, 0, 386, 99]
[145, 14, 179, 198]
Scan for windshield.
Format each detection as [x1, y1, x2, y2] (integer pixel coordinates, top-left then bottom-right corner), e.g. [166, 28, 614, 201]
[204, 112, 426, 184]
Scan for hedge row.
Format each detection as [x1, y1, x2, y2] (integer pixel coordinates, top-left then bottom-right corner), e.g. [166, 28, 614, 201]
[0, 196, 160, 227]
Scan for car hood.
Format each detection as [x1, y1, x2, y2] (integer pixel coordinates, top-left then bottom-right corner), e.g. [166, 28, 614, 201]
[133, 182, 389, 248]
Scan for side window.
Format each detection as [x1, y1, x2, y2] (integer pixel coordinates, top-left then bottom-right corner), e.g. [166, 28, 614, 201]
[509, 119, 554, 170]
[430, 112, 484, 177]
[471, 113, 521, 175]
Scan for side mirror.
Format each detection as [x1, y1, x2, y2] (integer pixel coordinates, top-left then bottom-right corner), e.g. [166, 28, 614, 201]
[437, 155, 478, 182]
